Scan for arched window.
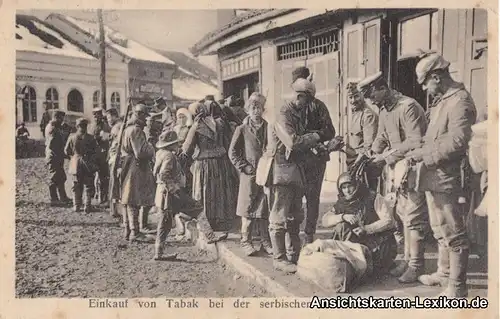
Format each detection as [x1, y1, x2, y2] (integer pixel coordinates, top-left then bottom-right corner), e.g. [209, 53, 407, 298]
[110, 92, 120, 111]
[45, 87, 59, 109]
[93, 90, 100, 108]
[22, 86, 37, 123]
[67, 89, 84, 113]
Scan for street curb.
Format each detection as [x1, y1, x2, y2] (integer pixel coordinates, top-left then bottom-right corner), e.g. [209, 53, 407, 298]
[193, 234, 297, 297]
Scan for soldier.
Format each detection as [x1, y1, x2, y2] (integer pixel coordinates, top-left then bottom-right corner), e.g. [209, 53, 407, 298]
[328, 82, 379, 191]
[105, 107, 123, 218]
[291, 67, 336, 244]
[64, 118, 98, 213]
[358, 71, 428, 283]
[261, 78, 324, 273]
[45, 110, 72, 206]
[406, 52, 476, 297]
[145, 115, 161, 147]
[40, 102, 51, 138]
[89, 107, 111, 205]
[120, 104, 157, 242]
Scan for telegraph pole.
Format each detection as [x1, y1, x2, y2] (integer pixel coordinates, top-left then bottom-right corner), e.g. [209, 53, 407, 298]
[97, 9, 107, 110]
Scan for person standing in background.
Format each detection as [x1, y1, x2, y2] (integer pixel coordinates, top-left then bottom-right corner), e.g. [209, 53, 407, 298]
[89, 107, 111, 205]
[40, 102, 52, 139]
[105, 107, 123, 219]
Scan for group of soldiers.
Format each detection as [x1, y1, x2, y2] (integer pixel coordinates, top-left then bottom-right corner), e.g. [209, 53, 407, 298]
[41, 49, 479, 298]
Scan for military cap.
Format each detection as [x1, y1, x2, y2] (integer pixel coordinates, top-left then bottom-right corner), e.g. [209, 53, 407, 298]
[415, 52, 450, 84]
[76, 118, 89, 127]
[156, 130, 179, 149]
[357, 71, 384, 96]
[53, 110, 66, 117]
[134, 104, 149, 114]
[104, 107, 119, 115]
[346, 82, 360, 96]
[292, 66, 310, 83]
[92, 107, 103, 114]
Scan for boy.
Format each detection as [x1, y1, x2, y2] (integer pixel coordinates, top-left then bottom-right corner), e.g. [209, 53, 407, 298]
[228, 92, 272, 256]
[64, 118, 98, 213]
[153, 131, 225, 260]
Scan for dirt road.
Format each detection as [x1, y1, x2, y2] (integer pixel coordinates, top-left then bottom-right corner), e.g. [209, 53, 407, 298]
[15, 158, 269, 298]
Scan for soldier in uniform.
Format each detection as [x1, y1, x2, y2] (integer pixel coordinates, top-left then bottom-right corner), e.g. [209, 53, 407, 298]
[40, 102, 52, 138]
[358, 71, 428, 283]
[328, 82, 379, 191]
[45, 110, 72, 206]
[406, 52, 476, 297]
[89, 107, 111, 204]
[291, 67, 336, 245]
[120, 104, 157, 242]
[64, 118, 98, 213]
[105, 107, 123, 218]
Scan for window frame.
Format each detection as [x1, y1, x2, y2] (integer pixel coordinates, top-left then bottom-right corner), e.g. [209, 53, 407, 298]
[67, 89, 84, 113]
[22, 86, 37, 123]
[45, 87, 59, 110]
[397, 11, 439, 60]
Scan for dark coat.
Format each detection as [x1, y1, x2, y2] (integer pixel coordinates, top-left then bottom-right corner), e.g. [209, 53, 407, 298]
[229, 117, 268, 218]
[120, 119, 156, 206]
[64, 132, 98, 176]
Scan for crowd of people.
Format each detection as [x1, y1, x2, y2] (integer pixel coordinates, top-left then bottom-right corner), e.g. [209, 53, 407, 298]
[39, 50, 486, 298]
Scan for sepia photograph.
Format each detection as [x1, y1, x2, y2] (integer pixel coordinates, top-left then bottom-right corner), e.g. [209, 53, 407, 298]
[11, 5, 493, 307]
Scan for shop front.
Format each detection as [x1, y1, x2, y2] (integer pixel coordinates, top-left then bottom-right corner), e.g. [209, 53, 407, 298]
[220, 48, 261, 102]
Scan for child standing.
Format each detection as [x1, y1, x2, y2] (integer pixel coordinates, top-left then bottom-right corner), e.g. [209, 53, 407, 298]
[64, 118, 98, 213]
[153, 131, 226, 260]
[229, 92, 272, 256]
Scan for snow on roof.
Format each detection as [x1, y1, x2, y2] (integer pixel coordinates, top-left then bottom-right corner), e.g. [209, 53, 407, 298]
[63, 15, 175, 65]
[16, 19, 94, 59]
[173, 77, 218, 101]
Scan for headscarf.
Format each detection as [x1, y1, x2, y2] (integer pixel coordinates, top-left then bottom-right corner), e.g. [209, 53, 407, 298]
[176, 108, 193, 127]
[292, 78, 316, 97]
[333, 172, 372, 216]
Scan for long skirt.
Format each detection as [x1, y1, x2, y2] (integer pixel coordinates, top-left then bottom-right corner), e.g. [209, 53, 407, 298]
[191, 156, 238, 232]
[331, 222, 397, 273]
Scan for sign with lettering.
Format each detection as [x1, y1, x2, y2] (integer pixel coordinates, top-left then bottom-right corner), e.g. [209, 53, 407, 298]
[139, 83, 164, 95]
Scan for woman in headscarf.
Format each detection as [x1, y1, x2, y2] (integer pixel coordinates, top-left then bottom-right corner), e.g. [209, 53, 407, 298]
[174, 108, 193, 143]
[181, 101, 238, 237]
[322, 173, 397, 276]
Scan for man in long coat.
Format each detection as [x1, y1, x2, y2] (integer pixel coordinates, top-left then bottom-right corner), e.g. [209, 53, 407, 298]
[105, 107, 123, 218]
[291, 67, 336, 244]
[89, 107, 111, 204]
[120, 104, 157, 242]
[406, 52, 476, 297]
[261, 78, 324, 273]
[40, 102, 52, 138]
[45, 110, 72, 206]
[358, 71, 428, 283]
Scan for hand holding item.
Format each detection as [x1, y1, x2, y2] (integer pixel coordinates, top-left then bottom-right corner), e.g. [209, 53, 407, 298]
[243, 165, 255, 175]
[327, 136, 345, 152]
[353, 226, 366, 237]
[342, 214, 359, 225]
[406, 148, 424, 162]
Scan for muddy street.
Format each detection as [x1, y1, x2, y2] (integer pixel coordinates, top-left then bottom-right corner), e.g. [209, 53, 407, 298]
[15, 157, 269, 298]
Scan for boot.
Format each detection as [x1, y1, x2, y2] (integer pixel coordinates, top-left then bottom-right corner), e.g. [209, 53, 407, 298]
[390, 260, 408, 277]
[269, 228, 287, 261]
[49, 185, 59, 205]
[129, 230, 154, 243]
[100, 179, 109, 205]
[273, 259, 297, 273]
[260, 240, 273, 255]
[438, 248, 469, 298]
[398, 229, 425, 283]
[419, 244, 450, 287]
[286, 223, 301, 265]
[154, 243, 177, 261]
[304, 233, 314, 245]
[140, 207, 156, 234]
[241, 241, 258, 256]
[83, 188, 93, 214]
[204, 231, 227, 244]
[57, 183, 71, 204]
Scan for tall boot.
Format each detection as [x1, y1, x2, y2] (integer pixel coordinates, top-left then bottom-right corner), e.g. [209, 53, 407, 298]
[270, 227, 296, 273]
[439, 248, 468, 298]
[49, 184, 59, 206]
[140, 206, 156, 234]
[83, 184, 93, 214]
[419, 243, 450, 287]
[241, 218, 257, 256]
[286, 222, 301, 264]
[258, 219, 273, 255]
[398, 229, 425, 283]
[72, 181, 83, 212]
[57, 183, 71, 204]
[100, 177, 109, 204]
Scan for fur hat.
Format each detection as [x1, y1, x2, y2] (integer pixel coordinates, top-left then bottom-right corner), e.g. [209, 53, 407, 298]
[291, 78, 316, 97]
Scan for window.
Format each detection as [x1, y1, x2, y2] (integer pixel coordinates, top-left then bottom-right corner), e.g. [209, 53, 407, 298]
[110, 92, 120, 110]
[398, 12, 438, 58]
[67, 89, 84, 113]
[160, 71, 164, 78]
[45, 87, 59, 109]
[22, 86, 37, 123]
[277, 29, 339, 61]
[142, 69, 148, 76]
[93, 90, 100, 108]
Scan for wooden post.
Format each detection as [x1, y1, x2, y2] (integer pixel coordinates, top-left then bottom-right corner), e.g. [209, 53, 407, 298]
[97, 9, 107, 110]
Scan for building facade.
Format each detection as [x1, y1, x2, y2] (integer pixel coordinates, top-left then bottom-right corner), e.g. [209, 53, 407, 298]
[192, 8, 488, 183]
[15, 15, 128, 139]
[45, 13, 177, 108]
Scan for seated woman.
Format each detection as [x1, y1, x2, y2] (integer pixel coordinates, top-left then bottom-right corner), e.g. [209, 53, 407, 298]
[322, 173, 397, 275]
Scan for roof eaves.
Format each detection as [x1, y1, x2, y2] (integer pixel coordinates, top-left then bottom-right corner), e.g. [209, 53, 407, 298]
[190, 8, 299, 56]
